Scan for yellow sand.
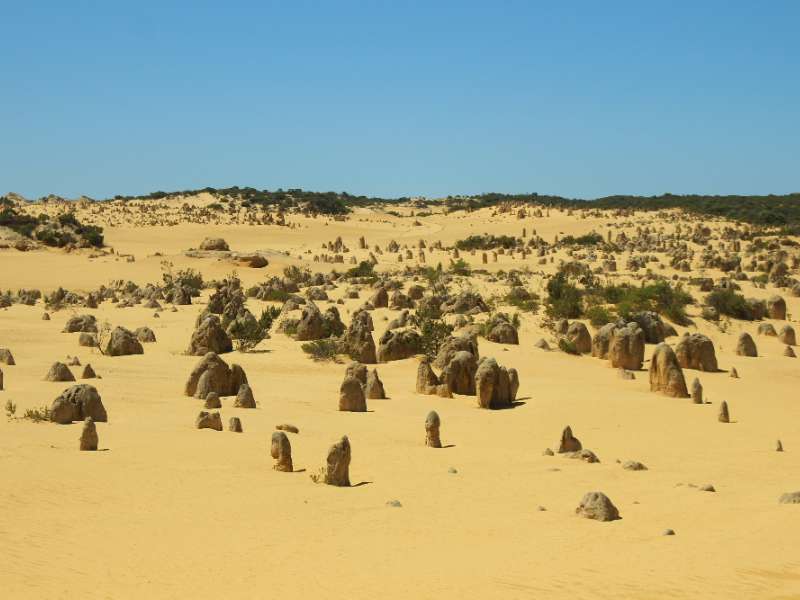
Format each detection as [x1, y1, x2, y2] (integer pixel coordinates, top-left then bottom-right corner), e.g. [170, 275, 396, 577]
[1, 199, 799, 599]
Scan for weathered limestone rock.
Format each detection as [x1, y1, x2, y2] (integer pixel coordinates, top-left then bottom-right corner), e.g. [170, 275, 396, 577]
[325, 436, 351, 486]
[774, 439, 783, 452]
[81, 364, 96, 379]
[79, 417, 98, 451]
[735, 332, 757, 357]
[557, 425, 582, 453]
[609, 324, 645, 370]
[345, 361, 368, 384]
[566, 322, 592, 353]
[229, 417, 242, 432]
[768, 294, 786, 320]
[675, 333, 718, 372]
[196, 411, 223, 431]
[484, 313, 519, 345]
[649, 343, 689, 398]
[778, 324, 796, 345]
[474, 357, 516, 409]
[45, 362, 75, 382]
[416, 362, 440, 395]
[434, 332, 479, 369]
[364, 369, 385, 399]
[425, 410, 441, 448]
[564, 449, 600, 463]
[234, 384, 256, 408]
[368, 288, 389, 308]
[50, 384, 107, 424]
[0, 349, 14, 365]
[184, 352, 247, 398]
[108, 326, 144, 356]
[189, 315, 232, 356]
[785, 346, 796, 357]
[271, 431, 293, 471]
[200, 237, 230, 251]
[622, 461, 648, 471]
[204, 392, 222, 408]
[718, 401, 730, 423]
[691, 378, 703, 404]
[62, 314, 97, 333]
[376, 329, 421, 362]
[778, 492, 800, 504]
[78, 333, 95, 347]
[337, 321, 377, 364]
[339, 376, 367, 412]
[634, 311, 666, 344]
[441, 351, 478, 396]
[757, 323, 777, 337]
[534, 338, 550, 350]
[591, 323, 617, 360]
[617, 367, 635, 380]
[575, 492, 620, 522]
[135, 326, 157, 343]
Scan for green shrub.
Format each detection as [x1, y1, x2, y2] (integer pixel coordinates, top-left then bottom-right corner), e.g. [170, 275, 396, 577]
[36, 231, 57, 245]
[161, 261, 203, 296]
[23, 405, 50, 422]
[450, 259, 471, 276]
[558, 339, 581, 355]
[506, 291, 540, 313]
[81, 225, 104, 247]
[705, 288, 752, 320]
[301, 338, 339, 361]
[544, 271, 583, 319]
[561, 233, 603, 246]
[587, 305, 616, 327]
[16, 223, 36, 237]
[229, 307, 280, 352]
[283, 265, 311, 283]
[409, 306, 454, 360]
[345, 261, 375, 279]
[209, 203, 223, 211]
[386, 210, 401, 217]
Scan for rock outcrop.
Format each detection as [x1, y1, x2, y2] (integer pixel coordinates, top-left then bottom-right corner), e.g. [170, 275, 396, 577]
[337, 321, 377, 363]
[234, 384, 256, 408]
[484, 313, 519, 345]
[50, 384, 107, 424]
[557, 425, 582, 453]
[189, 315, 233, 356]
[425, 410, 441, 447]
[575, 492, 620, 522]
[184, 352, 248, 398]
[474, 357, 517, 409]
[271, 431, 293, 471]
[735, 332, 757, 357]
[108, 327, 144, 356]
[135, 326, 157, 343]
[609, 323, 645, 370]
[196, 411, 223, 431]
[45, 362, 75, 382]
[649, 343, 689, 398]
[675, 333, 718, 372]
[566, 322, 592, 353]
[364, 369, 385, 399]
[62, 314, 97, 333]
[377, 329, 421, 362]
[339, 376, 367, 412]
[325, 436, 351, 486]
[79, 417, 98, 451]
[778, 324, 796, 345]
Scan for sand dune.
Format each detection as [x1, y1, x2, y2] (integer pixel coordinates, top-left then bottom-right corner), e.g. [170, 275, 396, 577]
[1, 199, 799, 599]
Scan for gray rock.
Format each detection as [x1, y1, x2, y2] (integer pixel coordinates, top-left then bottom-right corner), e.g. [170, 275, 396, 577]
[575, 492, 620, 522]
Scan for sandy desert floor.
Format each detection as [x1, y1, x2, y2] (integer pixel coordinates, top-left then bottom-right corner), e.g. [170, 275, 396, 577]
[1, 196, 799, 599]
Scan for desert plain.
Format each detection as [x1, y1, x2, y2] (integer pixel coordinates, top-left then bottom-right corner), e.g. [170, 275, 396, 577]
[0, 193, 799, 600]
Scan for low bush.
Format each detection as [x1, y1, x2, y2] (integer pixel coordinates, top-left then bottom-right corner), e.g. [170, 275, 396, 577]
[301, 338, 339, 362]
[705, 288, 752, 320]
[544, 271, 583, 319]
[586, 305, 616, 327]
[409, 306, 454, 361]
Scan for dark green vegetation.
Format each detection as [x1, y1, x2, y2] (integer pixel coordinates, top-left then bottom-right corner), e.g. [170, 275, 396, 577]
[450, 259, 472, 277]
[544, 268, 691, 325]
[345, 261, 376, 279]
[409, 306, 455, 361]
[455, 234, 518, 251]
[0, 206, 104, 247]
[229, 307, 281, 352]
[561, 233, 603, 246]
[161, 261, 203, 297]
[705, 289, 753, 320]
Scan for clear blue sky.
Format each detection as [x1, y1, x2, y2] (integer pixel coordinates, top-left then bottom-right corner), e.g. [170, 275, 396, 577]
[2, 1, 798, 200]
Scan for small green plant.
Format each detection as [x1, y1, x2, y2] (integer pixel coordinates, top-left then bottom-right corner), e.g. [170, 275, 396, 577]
[5, 399, 17, 419]
[408, 306, 454, 360]
[301, 338, 339, 362]
[544, 271, 583, 319]
[263, 289, 291, 303]
[310, 468, 330, 484]
[510, 313, 521, 330]
[23, 405, 50, 422]
[586, 305, 616, 327]
[345, 261, 375, 279]
[386, 210, 402, 217]
[161, 261, 203, 296]
[283, 265, 312, 283]
[450, 259, 471, 276]
[705, 288, 753, 320]
[229, 307, 280, 352]
[558, 338, 581, 355]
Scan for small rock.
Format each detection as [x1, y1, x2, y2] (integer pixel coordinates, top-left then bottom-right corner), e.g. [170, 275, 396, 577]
[447, 467, 457, 474]
[204, 392, 221, 409]
[617, 368, 635, 380]
[729, 367, 738, 378]
[196, 411, 223, 431]
[536, 506, 547, 511]
[699, 484, 716, 492]
[662, 529, 675, 536]
[542, 448, 554, 456]
[79, 417, 98, 451]
[778, 492, 800, 504]
[575, 492, 620, 522]
[547, 468, 561, 472]
[622, 461, 648, 471]
[774, 439, 783, 452]
[276, 424, 299, 434]
[229, 417, 242, 432]
[386, 500, 402, 507]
